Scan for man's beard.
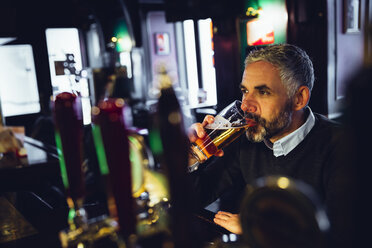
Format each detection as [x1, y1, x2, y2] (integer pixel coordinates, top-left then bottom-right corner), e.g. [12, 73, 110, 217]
[245, 101, 293, 142]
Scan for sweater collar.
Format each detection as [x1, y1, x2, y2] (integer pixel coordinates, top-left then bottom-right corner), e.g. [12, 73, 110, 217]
[263, 107, 315, 157]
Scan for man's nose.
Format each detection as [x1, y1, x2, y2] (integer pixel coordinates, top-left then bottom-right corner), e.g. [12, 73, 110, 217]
[241, 100, 258, 113]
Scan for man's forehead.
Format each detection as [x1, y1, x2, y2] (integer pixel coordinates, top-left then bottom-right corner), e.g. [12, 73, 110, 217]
[244, 61, 278, 74]
[241, 62, 285, 92]
[243, 62, 280, 81]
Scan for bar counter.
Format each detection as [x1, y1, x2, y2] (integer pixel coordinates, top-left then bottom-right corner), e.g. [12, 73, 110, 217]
[0, 136, 67, 247]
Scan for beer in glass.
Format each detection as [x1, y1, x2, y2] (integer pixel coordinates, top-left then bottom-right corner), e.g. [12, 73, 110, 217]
[189, 100, 256, 164]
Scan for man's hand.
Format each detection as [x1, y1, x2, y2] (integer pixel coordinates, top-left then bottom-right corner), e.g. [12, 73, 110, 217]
[188, 115, 214, 142]
[213, 211, 242, 235]
[188, 115, 224, 161]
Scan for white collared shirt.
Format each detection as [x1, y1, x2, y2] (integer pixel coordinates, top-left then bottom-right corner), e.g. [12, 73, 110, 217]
[263, 107, 315, 157]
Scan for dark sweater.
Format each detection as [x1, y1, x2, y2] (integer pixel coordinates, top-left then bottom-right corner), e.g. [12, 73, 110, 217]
[190, 113, 356, 246]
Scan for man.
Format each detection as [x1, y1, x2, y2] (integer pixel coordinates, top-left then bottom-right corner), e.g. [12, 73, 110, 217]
[188, 44, 355, 245]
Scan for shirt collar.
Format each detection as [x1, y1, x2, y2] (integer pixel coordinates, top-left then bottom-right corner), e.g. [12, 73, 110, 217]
[264, 107, 315, 157]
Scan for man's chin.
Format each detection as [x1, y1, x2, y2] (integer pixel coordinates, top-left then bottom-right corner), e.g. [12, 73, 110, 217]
[245, 128, 266, 143]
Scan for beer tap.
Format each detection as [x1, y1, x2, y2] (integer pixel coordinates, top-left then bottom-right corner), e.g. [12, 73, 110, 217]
[53, 92, 126, 248]
[91, 98, 136, 240]
[53, 92, 86, 229]
[152, 84, 201, 248]
[91, 96, 173, 247]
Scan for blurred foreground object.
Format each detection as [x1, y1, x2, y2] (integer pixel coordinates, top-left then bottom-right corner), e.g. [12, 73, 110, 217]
[92, 98, 136, 241]
[342, 65, 372, 248]
[0, 128, 20, 154]
[54, 92, 125, 247]
[152, 85, 209, 247]
[0, 126, 26, 158]
[240, 176, 330, 248]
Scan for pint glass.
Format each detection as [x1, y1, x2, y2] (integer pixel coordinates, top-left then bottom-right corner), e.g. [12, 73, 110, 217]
[189, 100, 256, 164]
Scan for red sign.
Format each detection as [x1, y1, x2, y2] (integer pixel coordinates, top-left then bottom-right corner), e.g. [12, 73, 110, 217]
[155, 32, 170, 55]
[246, 18, 275, 46]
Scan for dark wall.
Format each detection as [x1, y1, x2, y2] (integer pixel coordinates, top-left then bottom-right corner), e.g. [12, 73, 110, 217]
[331, 0, 366, 116]
[287, 0, 367, 116]
[286, 0, 328, 115]
[213, 19, 243, 113]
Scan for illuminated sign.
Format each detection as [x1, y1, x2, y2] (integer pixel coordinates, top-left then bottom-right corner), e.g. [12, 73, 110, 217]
[113, 19, 133, 52]
[246, 18, 275, 46]
[154, 32, 170, 55]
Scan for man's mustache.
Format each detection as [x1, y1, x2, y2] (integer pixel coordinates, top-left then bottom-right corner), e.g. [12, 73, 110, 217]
[245, 112, 262, 124]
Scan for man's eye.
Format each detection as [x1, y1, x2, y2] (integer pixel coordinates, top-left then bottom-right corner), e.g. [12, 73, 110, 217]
[240, 88, 248, 94]
[259, 90, 270, 95]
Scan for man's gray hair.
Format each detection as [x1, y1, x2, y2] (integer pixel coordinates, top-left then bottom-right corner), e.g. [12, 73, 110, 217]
[244, 44, 314, 99]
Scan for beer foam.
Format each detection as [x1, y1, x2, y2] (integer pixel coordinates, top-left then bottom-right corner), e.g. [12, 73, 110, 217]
[206, 115, 232, 129]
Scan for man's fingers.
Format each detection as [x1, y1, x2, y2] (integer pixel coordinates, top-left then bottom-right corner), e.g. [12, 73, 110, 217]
[217, 211, 233, 216]
[188, 115, 215, 142]
[193, 124, 205, 138]
[214, 217, 227, 226]
[188, 123, 206, 142]
[214, 214, 229, 221]
[188, 128, 197, 142]
[215, 150, 224, 157]
[202, 115, 215, 126]
[213, 212, 243, 235]
[214, 211, 234, 221]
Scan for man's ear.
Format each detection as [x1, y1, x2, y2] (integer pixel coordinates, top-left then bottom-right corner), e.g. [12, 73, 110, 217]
[293, 86, 310, 111]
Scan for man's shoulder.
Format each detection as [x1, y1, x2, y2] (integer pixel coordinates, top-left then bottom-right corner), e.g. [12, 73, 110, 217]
[311, 112, 345, 142]
[313, 113, 342, 128]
